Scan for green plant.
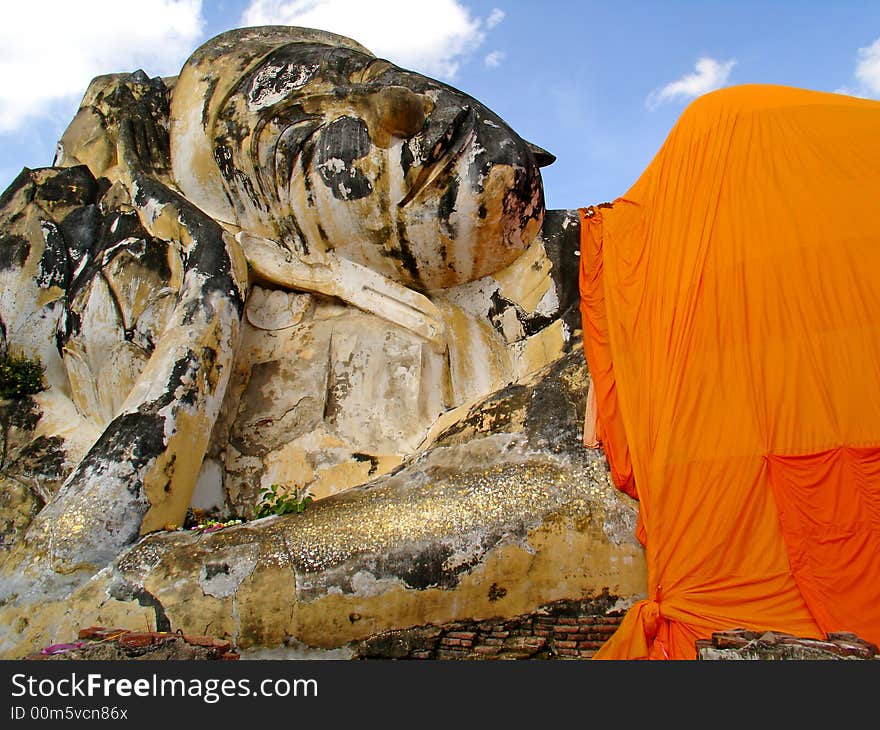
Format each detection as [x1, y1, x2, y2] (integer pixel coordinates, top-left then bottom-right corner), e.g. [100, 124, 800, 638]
[254, 483, 313, 519]
[0, 351, 45, 400]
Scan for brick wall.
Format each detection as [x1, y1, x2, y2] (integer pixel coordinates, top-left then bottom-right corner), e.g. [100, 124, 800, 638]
[696, 629, 879, 660]
[352, 596, 625, 660]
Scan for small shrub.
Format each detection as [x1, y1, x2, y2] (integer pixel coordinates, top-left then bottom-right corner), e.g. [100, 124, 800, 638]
[0, 351, 45, 400]
[255, 483, 313, 519]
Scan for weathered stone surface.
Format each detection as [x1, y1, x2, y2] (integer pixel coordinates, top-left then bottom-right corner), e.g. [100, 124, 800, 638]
[353, 595, 626, 660]
[696, 628, 880, 660]
[170, 27, 544, 291]
[0, 26, 646, 658]
[205, 209, 582, 511]
[0, 347, 645, 659]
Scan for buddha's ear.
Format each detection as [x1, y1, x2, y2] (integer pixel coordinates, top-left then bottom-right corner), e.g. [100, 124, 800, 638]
[526, 141, 556, 167]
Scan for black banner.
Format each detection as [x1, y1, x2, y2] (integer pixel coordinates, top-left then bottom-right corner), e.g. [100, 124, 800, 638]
[0, 659, 872, 724]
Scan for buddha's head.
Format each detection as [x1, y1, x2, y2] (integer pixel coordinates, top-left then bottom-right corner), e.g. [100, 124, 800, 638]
[170, 26, 550, 291]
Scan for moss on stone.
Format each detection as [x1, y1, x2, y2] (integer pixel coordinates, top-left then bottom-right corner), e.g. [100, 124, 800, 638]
[0, 352, 45, 400]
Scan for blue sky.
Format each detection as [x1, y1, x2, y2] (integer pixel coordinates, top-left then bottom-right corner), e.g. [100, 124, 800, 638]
[1, 1, 879, 210]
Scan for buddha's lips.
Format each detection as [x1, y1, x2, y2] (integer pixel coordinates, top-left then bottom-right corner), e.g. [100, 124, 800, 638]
[398, 106, 476, 208]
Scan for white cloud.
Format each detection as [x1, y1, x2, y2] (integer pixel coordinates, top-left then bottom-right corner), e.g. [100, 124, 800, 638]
[487, 8, 505, 29]
[484, 50, 504, 68]
[241, 0, 500, 78]
[837, 37, 880, 98]
[855, 39, 880, 93]
[646, 57, 736, 110]
[0, 0, 204, 134]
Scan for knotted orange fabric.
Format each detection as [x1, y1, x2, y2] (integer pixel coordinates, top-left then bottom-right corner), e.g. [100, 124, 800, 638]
[579, 85, 880, 659]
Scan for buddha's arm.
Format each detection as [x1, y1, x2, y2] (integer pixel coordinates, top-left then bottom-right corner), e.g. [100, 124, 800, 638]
[237, 231, 445, 349]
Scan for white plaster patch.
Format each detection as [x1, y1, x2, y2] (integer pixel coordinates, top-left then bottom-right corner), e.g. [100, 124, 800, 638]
[500, 306, 524, 343]
[100, 237, 142, 267]
[438, 265, 500, 318]
[466, 140, 485, 167]
[320, 157, 346, 174]
[534, 282, 559, 317]
[350, 570, 408, 597]
[248, 63, 318, 111]
[139, 196, 166, 228]
[198, 546, 260, 598]
[191, 458, 225, 512]
[442, 533, 493, 572]
[246, 286, 311, 330]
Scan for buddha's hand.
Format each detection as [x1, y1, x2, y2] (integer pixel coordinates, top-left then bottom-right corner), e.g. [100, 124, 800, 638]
[237, 231, 446, 350]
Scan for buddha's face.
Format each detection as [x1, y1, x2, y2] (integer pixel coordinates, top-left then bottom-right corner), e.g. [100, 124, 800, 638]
[171, 29, 546, 290]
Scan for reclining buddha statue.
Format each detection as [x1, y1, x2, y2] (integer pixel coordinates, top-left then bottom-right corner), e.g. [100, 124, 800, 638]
[0, 26, 643, 657]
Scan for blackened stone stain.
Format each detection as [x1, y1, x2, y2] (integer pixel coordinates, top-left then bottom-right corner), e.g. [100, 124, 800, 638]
[7, 435, 66, 483]
[487, 289, 554, 340]
[0, 398, 43, 471]
[479, 210, 582, 349]
[162, 453, 176, 493]
[132, 174, 245, 318]
[540, 209, 582, 349]
[387, 543, 456, 590]
[0, 234, 30, 271]
[279, 212, 311, 256]
[438, 176, 458, 239]
[71, 411, 166, 493]
[235, 170, 266, 212]
[199, 345, 220, 393]
[36, 221, 69, 290]
[201, 77, 219, 129]
[352, 452, 379, 476]
[392, 218, 422, 287]
[0, 169, 36, 212]
[400, 139, 415, 177]
[108, 577, 171, 632]
[432, 382, 530, 446]
[247, 59, 317, 108]
[58, 197, 173, 352]
[58, 205, 100, 268]
[7, 398, 41, 433]
[300, 133, 317, 198]
[525, 362, 580, 454]
[204, 562, 230, 580]
[431, 349, 589, 467]
[214, 145, 235, 182]
[502, 166, 543, 245]
[314, 116, 373, 201]
[33, 166, 98, 210]
[275, 115, 321, 187]
[55, 309, 81, 354]
[155, 349, 202, 410]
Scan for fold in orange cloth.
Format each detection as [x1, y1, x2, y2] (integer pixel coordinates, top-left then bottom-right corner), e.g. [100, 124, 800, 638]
[579, 85, 880, 659]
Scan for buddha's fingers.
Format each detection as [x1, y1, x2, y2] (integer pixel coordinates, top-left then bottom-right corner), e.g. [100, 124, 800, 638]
[332, 255, 445, 349]
[238, 232, 446, 349]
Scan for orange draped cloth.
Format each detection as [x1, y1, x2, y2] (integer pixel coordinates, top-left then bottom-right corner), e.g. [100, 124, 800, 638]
[579, 85, 880, 660]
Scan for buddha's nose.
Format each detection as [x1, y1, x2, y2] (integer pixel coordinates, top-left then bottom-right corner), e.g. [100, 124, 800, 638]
[362, 85, 430, 146]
